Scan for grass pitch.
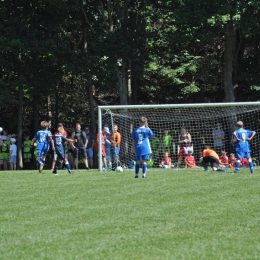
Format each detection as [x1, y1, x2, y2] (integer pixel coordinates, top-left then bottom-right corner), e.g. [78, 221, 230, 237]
[1, 168, 260, 260]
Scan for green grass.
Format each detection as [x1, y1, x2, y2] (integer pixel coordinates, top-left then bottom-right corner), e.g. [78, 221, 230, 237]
[1, 167, 260, 260]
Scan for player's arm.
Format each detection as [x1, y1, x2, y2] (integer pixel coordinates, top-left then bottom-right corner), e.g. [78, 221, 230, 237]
[233, 132, 242, 142]
[51, 139, 55, 150]
[187, 133, 192, 143]
[116, 133, 121, 146]
[91, 136, 95, 148]
[247, 131, 256, 141]
[83, 132, 88, 147]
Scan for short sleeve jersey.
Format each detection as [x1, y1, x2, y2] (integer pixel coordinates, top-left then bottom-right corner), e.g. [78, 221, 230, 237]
[86, 133, 95, 149]
[185, 155, 195, 166]
[131, 127, 155, 156]
[34, 129, 52, 150]
[53, 134, 68, 154]
[219, 155, 229, 164]
[212, 129, 225, 146]
[10, 144, 17, 156]
[234, 128, 254, 153]
[163, 135, 172, 148]
[162, 157, 172, 165]
[202, 149, 219, 160]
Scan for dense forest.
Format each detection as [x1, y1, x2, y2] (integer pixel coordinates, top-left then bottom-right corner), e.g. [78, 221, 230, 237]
[1, 0, 260, 167]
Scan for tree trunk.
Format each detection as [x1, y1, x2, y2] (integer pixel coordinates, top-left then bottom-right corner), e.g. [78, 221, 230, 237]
[114, 57, 128, 105]
[33, 94, 40, 133]
[87, 72, 96, 134]
[223, 21, 235, 102]
[17, 84, 23, 169]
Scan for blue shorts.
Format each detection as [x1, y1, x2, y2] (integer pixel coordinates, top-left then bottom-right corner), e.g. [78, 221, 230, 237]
[86, 148, 93, 158]
[9, 155, 17, 163]
[105, 146, 111, 156]
[111, 147, 120, 157]
[56, 150, 67, 161]
[136, 154, 150, 161]
[236, 151, 251, 159]
[37, 148, 49, 157]
[73, 147, 88, 159]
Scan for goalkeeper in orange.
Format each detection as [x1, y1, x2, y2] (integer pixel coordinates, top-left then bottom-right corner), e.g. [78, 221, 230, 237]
[200, 146, 226, 172]
[110, 125, 121, 161]
[185, 150, 200, 168]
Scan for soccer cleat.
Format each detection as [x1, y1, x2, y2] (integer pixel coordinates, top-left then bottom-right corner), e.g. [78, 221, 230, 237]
[68, 170, 74, 174]
[204, 168, 210, 172]
[39, 163, 44, 173]
[52, 171, 58, 175]
[142, 174, 146, 178]
[135, 175, 139, 178]
[233, 171, 238, 174]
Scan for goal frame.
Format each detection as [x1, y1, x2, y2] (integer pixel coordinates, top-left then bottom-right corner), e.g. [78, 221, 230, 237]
[98, 102, 260, 171]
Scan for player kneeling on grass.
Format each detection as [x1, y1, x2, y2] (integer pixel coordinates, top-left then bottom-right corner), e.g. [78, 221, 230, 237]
[51, 125, 76, 175]
[159, 152, 174, 168]
[131, 116, 155, 178]
[200, 146, 226, 172]
[185, 150, 200, 168]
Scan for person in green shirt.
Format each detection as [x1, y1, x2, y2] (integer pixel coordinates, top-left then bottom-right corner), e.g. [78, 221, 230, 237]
[0, 135, 10, 170]
[162, 130, 172, 154]
[23, 135, 32, 170]
[150, 136, 160, 164]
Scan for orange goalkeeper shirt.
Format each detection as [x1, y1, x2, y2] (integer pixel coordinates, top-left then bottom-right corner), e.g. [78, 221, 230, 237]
[110, 132, 121, 147]
[202, 149, 219, 159]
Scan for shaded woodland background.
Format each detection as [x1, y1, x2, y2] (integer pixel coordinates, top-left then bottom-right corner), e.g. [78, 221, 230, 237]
[1, 0, 260, 167]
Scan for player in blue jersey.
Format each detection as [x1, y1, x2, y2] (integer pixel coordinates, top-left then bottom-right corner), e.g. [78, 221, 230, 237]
[233, 121, 256, 174]
[51, 125, 76, 175]
[31, 121, 53, 173]
[131, 116, 155, 178]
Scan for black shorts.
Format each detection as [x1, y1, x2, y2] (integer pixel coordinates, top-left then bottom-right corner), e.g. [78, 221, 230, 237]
[203, 156, 219, 168]
[73, 147, 88, 159]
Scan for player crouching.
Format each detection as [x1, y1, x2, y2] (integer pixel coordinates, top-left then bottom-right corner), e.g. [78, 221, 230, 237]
[200, 146, 227, 172]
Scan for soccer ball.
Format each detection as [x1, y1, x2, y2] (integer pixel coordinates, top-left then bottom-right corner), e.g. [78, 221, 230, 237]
[116, 166, 123, 172]
[0, 127, 2, 133]
[163, 165, 169, 169]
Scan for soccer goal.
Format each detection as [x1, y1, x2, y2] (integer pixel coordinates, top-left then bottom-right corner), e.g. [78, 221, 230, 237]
[98, 102, 260, 171]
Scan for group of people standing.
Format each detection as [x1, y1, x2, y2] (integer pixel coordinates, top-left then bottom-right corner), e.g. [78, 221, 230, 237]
[30, 121, 95, 174]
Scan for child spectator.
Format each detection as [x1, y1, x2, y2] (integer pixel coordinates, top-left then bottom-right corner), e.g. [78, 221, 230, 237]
[219, 151, 229, 166]
[240, 158, 249, 167]
[9, 138, 17, 170]
[185, 150, 199, 168]
[229, 153, 236, 168]
[159, 152, 173, 168]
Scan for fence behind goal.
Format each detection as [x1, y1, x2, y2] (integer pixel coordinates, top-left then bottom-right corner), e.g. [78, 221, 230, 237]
[98, 102, 260, 171]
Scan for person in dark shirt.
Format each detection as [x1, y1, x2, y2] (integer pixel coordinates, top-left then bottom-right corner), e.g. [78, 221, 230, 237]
[71, 123, 89, 170]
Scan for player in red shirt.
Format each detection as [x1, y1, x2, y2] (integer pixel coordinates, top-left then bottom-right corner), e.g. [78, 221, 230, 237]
[185, 150, 200, 168]
[159, 152, 173, 168]
[219, 151, 229, 167]
[240, 157, 249, 167]
[96, 127, 111, 170]
[229, 153, 236, 168]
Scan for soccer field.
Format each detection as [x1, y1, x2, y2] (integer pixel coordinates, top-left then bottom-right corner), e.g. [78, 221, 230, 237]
[1, 168, 260, 260]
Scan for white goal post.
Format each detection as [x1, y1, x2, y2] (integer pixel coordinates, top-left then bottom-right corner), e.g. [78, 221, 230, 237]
[98, 102, 260, 171]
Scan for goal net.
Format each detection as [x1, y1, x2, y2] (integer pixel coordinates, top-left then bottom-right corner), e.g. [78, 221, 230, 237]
[98, 102, 260, 171]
